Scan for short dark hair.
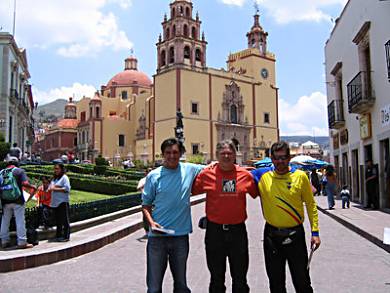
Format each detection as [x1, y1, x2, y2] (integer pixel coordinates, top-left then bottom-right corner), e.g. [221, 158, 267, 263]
[12, 143, 17, 147]
[40, 175, 50, 181]
[270, 141, 290, 157]
[160, 138, 185, 156]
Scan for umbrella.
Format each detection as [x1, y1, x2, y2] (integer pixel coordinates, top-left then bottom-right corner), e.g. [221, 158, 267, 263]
[253, 157, 272, 168]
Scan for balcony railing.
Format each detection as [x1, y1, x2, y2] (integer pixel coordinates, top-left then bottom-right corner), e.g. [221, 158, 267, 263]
[328, 99, 345, 129]
[347, 71, 375, 114]
[10, 88, 19, 99]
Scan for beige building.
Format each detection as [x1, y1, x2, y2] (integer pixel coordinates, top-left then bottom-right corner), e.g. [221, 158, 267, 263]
[325, 0, 390, 208]
[74, 0, 279, 164]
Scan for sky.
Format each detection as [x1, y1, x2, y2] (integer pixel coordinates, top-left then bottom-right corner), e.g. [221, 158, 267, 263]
[0, 0, 348, 136]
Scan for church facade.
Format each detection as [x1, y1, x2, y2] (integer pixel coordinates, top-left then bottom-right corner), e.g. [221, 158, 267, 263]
[64, 0, 279, 164]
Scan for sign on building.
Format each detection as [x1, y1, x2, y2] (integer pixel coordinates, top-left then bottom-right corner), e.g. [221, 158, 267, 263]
[381, 104, 390, 127]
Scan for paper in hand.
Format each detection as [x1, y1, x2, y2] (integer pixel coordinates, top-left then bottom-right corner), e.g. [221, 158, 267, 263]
[307, 246, 315, 270]
[151, 226, 175, 235]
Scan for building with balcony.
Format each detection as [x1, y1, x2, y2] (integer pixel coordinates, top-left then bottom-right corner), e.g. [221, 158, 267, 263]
[325, 0, 390, 208]
[0, 32, 35, 153]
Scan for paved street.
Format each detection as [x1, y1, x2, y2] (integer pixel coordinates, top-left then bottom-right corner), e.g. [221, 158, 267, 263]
[1, 199, 390, 293]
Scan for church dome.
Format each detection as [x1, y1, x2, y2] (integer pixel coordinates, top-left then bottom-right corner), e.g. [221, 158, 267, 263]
[57, 119, 79, 129]
[107, 55, 152, 88]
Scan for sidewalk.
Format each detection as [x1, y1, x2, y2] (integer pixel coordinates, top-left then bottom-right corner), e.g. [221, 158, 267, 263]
[315, 195, 390, 253]
[0, 195, 205, 273]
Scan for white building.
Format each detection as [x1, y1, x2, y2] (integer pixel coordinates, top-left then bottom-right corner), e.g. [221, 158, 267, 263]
[0, 32, 35, 152]
[325, 0, 390, 208]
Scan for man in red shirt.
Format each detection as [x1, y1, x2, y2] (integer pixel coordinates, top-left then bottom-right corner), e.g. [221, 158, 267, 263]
[192, 139, 259, 293]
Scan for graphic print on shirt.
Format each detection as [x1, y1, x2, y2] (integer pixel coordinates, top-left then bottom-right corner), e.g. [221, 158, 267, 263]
[222, 179, 236, 193]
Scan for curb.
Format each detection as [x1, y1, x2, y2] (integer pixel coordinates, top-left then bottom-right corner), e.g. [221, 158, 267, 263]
[317, 206, 390, 254]
[0, 196, 206, 273]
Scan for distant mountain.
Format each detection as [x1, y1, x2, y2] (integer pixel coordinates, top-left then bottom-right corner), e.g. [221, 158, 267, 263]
[281, 136, 329, 149]
[34, 99, 67, 121]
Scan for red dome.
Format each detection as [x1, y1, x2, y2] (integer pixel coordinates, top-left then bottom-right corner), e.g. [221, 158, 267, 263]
[57, 119, 79, 129]
[107, 70, 152, 88]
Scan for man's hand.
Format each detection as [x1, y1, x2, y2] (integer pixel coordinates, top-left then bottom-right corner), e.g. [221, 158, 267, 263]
[311, 236, 321, 251]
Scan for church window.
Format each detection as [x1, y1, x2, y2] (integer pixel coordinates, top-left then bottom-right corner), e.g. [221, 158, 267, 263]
[121, 91, 128, 100]
[161, 50, 166, 66]
[165, 28, 170, 39]
[81, 111, 86, 122]
[191, 102, 199, 114]
[169, 47, 175, 63]
[192, 144, 199, 155]
[230, 104, 238, 124]
[118, 134, 125, 147]
[89, 107, 93, 118]
[186, 7, 190, 17]
[184, 46, 190, 59]
[192, 27, 197, 39]
[195, 48, 202, 62]
[172, 8, 175, 17]
[264, 112, 270, 124]
[184, 24, 188, 37]
[96, 107, 100, 118]
[173, 25, 176, 36]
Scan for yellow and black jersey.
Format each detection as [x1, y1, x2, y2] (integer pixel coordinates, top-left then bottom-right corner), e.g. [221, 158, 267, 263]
[252, 167, 319, 236]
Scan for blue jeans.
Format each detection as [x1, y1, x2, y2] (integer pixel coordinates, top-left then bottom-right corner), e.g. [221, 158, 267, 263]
[0, 203, 27, 246]
[326, 183, 336, 208]
[146, 235, 191, 293]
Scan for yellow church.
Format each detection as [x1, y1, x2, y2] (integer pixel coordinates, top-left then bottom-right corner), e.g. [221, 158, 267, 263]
[74, 0, 279, 164]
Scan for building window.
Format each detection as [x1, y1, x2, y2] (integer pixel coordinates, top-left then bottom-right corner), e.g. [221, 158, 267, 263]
[96, 107, 100, 118]
[89, 107, 93, 118]
[264, 113, 270, 124]
[185, 7, 190, 17]
[80, 111, 86, 122]
[109, 111, 117, 116]
[192, 143, 199, 155]
[118, 134, 125, 147]
[165, 28, 170, 40]
[183, 24, 188, 37]
[161, 50, 166, 67]
[191, 102, 199, 114]
[230, 104, 238, 124]
[192, 27, 196, 39]
[122, 91, 128, 100]
[386, 40, 390, 81]
[184, 46, 190, 59]
[195, 48, 202, 62]
[169, 47, 175, 64]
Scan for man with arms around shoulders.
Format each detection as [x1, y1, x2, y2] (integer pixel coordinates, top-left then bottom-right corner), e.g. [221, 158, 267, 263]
[192, 139, 259, 293]
[142, 138, 203, 293]
[0, 156, 37, 249]
[251, 141, 321, 293]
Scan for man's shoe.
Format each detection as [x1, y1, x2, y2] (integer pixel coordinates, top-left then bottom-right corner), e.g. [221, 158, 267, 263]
[1, 242, 11, 249]
[17, 243, 33, 249]
[57, 237, 70, 242]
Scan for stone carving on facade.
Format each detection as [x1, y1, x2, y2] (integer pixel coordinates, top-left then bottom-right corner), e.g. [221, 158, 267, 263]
[136, 113, 147, 140]
[215, 81, 251, 161]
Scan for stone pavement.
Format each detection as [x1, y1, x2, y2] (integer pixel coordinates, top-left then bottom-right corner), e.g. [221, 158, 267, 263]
[315, 195, 390, 253]
[1, 193, 389, 274]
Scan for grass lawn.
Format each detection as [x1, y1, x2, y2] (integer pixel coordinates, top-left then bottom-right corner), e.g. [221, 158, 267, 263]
[26, 190, 113, 208]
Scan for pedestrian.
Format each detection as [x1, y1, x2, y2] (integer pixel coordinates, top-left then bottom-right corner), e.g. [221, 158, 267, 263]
[325, 167, 337, 209]
[340, 185, 350, 209]
[142, 137, 203, 293]
[251, 141, 321, 293]
[191, 139, 259, 293]
[35, 176, 52, 229]
[8, 143, 22, 160]
[310, 169, 320, 196]
[0, 156, 37, 249]
[49, 163, 71, 242]
[365, 159, 379, 209]
[137, 168, 153, 235]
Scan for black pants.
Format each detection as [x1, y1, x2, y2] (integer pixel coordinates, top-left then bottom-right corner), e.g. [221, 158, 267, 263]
[263, 223, 313, 293]
[54, 202, 70, 239]
[37, 205, 52, 228]
[205, 221, 249, 293]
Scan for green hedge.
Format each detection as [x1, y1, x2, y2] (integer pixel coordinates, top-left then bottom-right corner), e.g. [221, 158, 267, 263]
[26, 171, 138, 195]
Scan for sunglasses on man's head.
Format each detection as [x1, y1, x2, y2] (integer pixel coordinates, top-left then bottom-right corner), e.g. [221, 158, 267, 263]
[272, 155, 289, 161]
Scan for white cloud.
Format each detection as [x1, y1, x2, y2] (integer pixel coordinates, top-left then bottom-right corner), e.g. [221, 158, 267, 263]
[279, 91, 329, 136]
[220, 0, 347, 23]
[32, 83, 97, 106]
[219, 0, 245, 6]
[0, 0, 132, 58]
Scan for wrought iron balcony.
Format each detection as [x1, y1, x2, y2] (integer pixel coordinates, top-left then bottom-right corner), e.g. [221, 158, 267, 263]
[10, 88, 19, 99]
[347, 71, 375, 114]
[328, 99, 345, 129]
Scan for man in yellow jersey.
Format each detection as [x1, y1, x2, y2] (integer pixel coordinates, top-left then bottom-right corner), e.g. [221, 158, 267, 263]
[251, 141, 321, 293]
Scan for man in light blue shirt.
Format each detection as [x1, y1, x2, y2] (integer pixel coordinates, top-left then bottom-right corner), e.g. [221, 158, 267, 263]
[142, 138, 203, 293]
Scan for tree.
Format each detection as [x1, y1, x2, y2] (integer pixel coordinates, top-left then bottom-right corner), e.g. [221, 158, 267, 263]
[0, 132, 10, 161]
